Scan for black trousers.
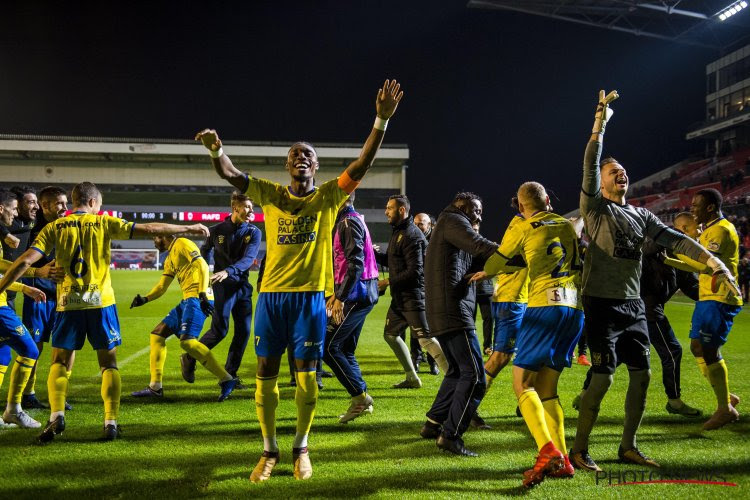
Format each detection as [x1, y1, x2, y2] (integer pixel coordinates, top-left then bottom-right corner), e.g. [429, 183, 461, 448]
[647, 316, 683, 400]
[473, 295, 493, 350]
[426, 329, 486, 440]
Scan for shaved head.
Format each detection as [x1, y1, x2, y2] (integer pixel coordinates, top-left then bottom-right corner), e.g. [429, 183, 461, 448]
[517, 181, 548, 213]
[673, 211, 699, 239]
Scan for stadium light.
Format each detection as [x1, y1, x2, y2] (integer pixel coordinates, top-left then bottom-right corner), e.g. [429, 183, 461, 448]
[718, 0, 748, 20]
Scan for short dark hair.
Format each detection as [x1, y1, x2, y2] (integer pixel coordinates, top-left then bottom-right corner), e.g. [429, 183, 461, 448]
[38, 186, 67, 204]
[389, 194, 410, 214]
[453, 192, 481, 204]
[0, 189, 16, 207]
[599, 157, 620, 169]
[71, 182, 101, 207]
[10, 185, 35, 201]
[696, 188, 723, 211]
[231, 192, 251, 206]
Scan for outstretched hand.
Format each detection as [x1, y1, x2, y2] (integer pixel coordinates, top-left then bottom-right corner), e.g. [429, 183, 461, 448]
[194, 129, 222, 152]
[185, 224, 211, 238]
[592, 89, 619, 134]
[376, 79, 404, 120]
[131, 294, 148, 309]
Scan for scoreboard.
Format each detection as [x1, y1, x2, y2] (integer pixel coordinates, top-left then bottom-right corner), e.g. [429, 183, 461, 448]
[98, 210, 265, 223]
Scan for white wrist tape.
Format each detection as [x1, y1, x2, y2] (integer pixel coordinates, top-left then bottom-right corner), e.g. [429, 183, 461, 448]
[209, 147, 224, 159]
[706, 256, 726, 272]
[374, 116, 388, 131]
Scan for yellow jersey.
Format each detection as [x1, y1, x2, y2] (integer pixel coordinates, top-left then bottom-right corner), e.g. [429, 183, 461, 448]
[492, 216, 529, 303]
[491, 211, 582, 309]
[0, 246, 26, 308]
[31, 212, 134, 311]
[162, 238, 213, 300]
[698, 217, 742, 306]
[246, 176, 349, 294]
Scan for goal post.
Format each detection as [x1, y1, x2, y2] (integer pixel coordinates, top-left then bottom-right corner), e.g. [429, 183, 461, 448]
[110, 248, 160, 270]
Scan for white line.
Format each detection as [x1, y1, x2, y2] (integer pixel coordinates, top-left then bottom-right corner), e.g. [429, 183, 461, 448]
[95, 335, 176, 377]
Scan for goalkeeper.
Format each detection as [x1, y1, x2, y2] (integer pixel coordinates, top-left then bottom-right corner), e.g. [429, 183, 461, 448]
[569, 90, 741, 473]
[130, 235, 238, 402]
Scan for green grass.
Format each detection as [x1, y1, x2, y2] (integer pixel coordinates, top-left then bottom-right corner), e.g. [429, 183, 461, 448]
[1, 270, 749, 498]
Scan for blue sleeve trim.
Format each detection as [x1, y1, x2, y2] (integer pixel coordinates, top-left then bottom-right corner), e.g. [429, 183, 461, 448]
[129, 223, 136, 239]
[31, 246, 47, 258]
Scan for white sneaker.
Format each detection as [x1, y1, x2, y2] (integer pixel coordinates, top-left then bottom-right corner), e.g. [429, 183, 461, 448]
[339, 394, 374, 423]
[0, 417, 18, 429]
[3, 410, 41, 429]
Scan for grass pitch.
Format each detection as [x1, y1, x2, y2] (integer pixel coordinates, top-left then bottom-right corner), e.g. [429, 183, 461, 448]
[1, 270, 749, 498]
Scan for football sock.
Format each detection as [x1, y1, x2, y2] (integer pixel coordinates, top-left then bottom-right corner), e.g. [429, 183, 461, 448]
[572, 372, 612, 452]
[48, 362, 68, 416]
[23, 366, 36, 396]
[707, 360, 730, 408]
[418, 337, 449, 373]
[0, 364, 7, 389]
[255, 375, 279, 452]
[696, 356, 709, 378]
[541, 395, 567, 454]
[180, 338, 231, 382]
[294, 369, 318, 449]
[7, 357, 36, 411]
[622, 368, 650, 450]
[384, 335, 418, 380]
[150, 335, 167, 389]
[101, 368, 121, 422]
[518, 388, 552, 450]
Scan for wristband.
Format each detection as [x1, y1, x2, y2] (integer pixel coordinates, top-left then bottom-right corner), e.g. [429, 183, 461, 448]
[374, 116, 388, 131]
[209, 147, 224, 159]
[706, 256, 726, 273]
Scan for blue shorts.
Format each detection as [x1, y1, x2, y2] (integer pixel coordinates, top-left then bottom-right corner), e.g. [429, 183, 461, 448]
[254, 292, 326, 361]
[51, 305, 122, 351]
[0, 306, 39, 359]
[492, 302, 527, 354]
[23, 299, 57, 344]
[162, 297, 211, 338]
[689, 301, 742, 348]
[514, 306, 583, 372]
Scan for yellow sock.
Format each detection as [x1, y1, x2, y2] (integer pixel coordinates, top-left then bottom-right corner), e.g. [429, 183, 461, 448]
[295, 370, 318, 438]
[255, 376, 280, 445]
[101, 368, 121, 421]
[542, 396, 567, 454]
[518, 388, 552, 450]
[485, 372, 495, 393]
[150, 335, 167, 385]
[0, 364, 7, 388]
[696, 357, 708, 378]
[23, 367, 36, 396]
[180, 339, 229, 381]
[7, 357, 36, 404]
[707, 360, 731, 407]
[47, 362, 69, 414]
[66, 370, 72, 380]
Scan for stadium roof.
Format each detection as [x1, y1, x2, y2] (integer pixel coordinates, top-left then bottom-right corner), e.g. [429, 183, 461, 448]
[467, 1, 750, 49]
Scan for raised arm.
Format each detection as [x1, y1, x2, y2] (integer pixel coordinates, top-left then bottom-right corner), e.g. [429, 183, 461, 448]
[344, 79, 404, 182]
[195, 129, 249, 192]
[581, 90, 618, 210]
[133, 222, 210, 239]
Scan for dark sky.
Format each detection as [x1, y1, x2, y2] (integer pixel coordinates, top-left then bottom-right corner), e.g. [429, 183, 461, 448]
[0, 1, 723, 234]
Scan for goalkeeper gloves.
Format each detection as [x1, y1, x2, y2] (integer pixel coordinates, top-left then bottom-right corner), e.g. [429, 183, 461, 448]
[706, 256, 742, 297]
[592, 90, 619, 135]
[199, 292, 214, 316]
[130, 294, 148, 309]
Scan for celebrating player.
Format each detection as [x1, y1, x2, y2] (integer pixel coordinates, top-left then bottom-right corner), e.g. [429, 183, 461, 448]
[196, 78, 403, 482]
[130, 235, 240, 401]
[0, 182, 210, 443]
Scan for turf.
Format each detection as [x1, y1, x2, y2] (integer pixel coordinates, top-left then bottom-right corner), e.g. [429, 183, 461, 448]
[1, 270, 749, 498]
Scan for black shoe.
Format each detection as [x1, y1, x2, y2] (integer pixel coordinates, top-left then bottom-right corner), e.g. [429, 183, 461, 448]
[436, 435, 478, 457]
[470, 412, 492, 430]
[316, 375, 324, 390]
[412, 358, 421, 373]
[180, 353, 196, 384]
[22, 394, 49, 409]
[103, 424, 122, 441]
[320, 369, 334, 378]
[420, 420, 442, 439]
[38, 415, 65, 444]
[429, 361, 440, 376]
[65, 400, 73, 411]
[218, 378, 239, 402]
[289, 377, 297, 387]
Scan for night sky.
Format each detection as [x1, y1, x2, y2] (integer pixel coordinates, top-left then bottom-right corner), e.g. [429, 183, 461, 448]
[0, 1, 723, 235]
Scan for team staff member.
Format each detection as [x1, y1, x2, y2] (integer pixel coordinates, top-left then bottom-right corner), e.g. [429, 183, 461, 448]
[0, 182, 210, 443]
[197, 78, 403, 482]
[181, 192, 261, 383]
[0, 186, 38, 311]
[412, 212, 438, 375]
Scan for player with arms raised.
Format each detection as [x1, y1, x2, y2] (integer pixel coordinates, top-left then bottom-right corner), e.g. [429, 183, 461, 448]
[196, 79, 403, 482]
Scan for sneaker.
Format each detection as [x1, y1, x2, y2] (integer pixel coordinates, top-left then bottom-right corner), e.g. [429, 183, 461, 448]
[316, 374, 324, 391]
[393, 377, 422, 389]
[38, 415, 65, 444]
[702, 406, 739, 431]
[577, 354, 591, 366]
[234, 378, 248, 390]
[436, 435, 478, 457]
[131, 386, 164, 398]
[103, 424, 122, 441]
[420, 421, 442, 439]
[428, 360, 440, 376]
[469, 412, 492, 430]
[0, 417, 18, 429]
[250, 451, 280, 483]
[320, 369, 334, 378]
[65, 401, 73, 411]
[180, 353, 196, 384]
[289, 377, 297, 387]
[730, 393, 740, 408]
[2, 410, 41, 429]
[618, 445, 659, 467]
[218, 378, 239, 402]
[22, 394, 49, 409]
[572, 394, 582, 411]
[339, 394, 374, 424]
[522, 443, 564, 488]
[549, 455, 575, 479]
[570, 449, 601, 472]
[666, 401, 702, 417]
[293, 447, 313, 480]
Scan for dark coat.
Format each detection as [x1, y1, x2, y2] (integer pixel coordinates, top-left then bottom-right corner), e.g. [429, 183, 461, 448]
[641, 238, 699, 322]
[375, 216, 427, 311]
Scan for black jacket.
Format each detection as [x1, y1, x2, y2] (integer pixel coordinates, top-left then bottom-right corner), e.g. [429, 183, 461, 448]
[425, 205, 498, 336]
[375, 216, 427, 311]
[641, 238, 699, 322]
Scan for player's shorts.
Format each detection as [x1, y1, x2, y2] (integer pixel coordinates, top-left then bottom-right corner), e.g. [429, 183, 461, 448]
[23, 299, 57, 344]
[491, 301, 527, 354]
[689, 300, 742, 348]
[0, 306, 39, 359]
[513, 306, 583, 372]
[583, 296, 650, 374]
[384, 305, 430, 338]
[254, 291, 326, 360]
[51, 305, 122, 351]
[161, 297, 212, 338]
